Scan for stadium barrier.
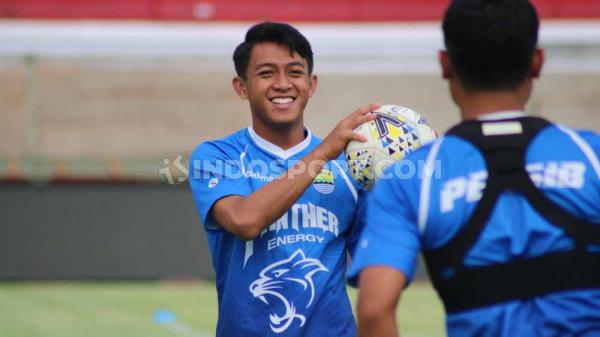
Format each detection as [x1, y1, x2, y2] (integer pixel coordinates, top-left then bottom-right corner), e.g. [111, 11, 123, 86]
[1, 0, 599, 21]
[0, 179, 434, 280]
[0, 181, 213, 280]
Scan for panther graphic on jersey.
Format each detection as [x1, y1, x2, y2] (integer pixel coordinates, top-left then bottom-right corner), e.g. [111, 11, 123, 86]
[249, 249, 328, 333]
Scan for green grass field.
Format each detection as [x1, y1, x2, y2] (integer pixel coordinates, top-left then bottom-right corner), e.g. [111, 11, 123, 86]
[0, 281, 444, 337]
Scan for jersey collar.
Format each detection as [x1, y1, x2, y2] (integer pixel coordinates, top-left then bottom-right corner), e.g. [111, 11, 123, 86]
[247, 126, 313, 160]
[477, 110, 527, 121]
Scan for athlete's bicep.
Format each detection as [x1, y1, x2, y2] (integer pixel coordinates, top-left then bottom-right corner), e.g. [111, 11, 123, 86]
[188, 143, 251, 229]
[357, 266, 406, 337]
[211, 195, 248, 233]
[358, 266, 406, 312]
[347, 174, 421, 286]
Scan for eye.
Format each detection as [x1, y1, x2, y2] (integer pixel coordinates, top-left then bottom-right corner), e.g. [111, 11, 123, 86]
[258, 70, 273, 78]
[271, 268, 290, 278]
[289, 69, 305, 77]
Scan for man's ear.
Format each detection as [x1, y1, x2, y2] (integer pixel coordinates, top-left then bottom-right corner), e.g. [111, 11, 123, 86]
[531, 48, 544, 79]
[308, 74, 318, 98]
[232, 76, 248, 99]
[439, 50, 452, 80]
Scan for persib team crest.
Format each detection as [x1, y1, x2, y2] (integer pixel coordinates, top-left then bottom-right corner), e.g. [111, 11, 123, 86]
[313, 169, 334, 194]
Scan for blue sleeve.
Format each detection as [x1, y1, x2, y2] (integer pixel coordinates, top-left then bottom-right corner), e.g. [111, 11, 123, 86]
[347, 189, 368, 258]
[188, 142, 252, 230]
[346, 171, 421, 287]
[578, 129, 600, 159]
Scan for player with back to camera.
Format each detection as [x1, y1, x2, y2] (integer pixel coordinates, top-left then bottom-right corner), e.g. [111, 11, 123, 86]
[349, 1, 600, 336]
[189, 22, 377, 337]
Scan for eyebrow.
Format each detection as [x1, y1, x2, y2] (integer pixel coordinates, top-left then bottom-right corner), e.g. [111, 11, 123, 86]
[254, 61, 306, 70]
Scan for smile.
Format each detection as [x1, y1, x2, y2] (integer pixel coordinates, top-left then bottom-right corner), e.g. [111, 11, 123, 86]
[270, 97, 295, 105]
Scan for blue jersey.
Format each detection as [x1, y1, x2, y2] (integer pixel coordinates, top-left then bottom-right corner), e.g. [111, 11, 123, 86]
[348, 112, 600, 337]
[190, 127, 364, 337]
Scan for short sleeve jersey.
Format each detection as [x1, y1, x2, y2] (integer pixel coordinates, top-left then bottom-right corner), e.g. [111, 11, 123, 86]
[348, 113, 600, 337]
[189, 127, 365, 337]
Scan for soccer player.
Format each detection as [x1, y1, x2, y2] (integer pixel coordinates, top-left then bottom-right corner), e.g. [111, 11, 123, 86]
[189, 22, 376, 337]
[349, 1, 600, 336]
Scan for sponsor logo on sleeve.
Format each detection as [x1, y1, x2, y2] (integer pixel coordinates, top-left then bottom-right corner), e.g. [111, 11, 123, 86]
[208, 178, 219, 189]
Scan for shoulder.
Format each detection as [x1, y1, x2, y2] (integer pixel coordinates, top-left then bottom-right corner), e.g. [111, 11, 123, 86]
[404, 135, 481, 163]
[576, 129, 600, 157]
[373, 139, 446, 208]
[190, 128, 250, 162]
[378, 135, 485, 202]
[531, 124, 600, 164]
[539, 123, 600, 148]
[385, 135, 481, 181]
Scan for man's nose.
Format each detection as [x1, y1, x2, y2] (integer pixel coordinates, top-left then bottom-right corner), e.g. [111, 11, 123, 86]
[272, 73, 292, 91]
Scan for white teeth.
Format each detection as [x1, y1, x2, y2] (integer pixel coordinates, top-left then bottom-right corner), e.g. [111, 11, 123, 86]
[271, 97, 293, 104]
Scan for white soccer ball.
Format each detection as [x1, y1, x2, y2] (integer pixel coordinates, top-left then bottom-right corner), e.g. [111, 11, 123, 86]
[345, 104, 436, 189]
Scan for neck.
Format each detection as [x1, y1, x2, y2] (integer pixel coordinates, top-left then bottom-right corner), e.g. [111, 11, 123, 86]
[453, 80, 531, 121]
[459, 92, 526, 120]
[251, 120, 306, 150]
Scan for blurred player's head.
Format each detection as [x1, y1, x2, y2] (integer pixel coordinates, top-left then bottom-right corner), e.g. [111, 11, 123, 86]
[440, 0, 543, 96]
[232, 22, 317, 134]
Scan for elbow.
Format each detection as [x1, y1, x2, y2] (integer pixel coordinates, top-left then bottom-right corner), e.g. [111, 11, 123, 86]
[234, 228, 262, 241]
[357, 302, 394, 330]
[228, 214, 264, 241]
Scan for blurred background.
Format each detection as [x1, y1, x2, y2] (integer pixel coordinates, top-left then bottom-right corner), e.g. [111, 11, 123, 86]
[1, 1, 599, 336]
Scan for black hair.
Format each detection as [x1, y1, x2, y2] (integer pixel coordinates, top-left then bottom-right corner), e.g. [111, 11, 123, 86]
[442, 0, 539, 91]
[233, 22, 314, 79]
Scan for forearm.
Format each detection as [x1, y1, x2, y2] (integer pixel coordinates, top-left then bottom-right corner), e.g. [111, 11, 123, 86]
[232, 145, 330, 237]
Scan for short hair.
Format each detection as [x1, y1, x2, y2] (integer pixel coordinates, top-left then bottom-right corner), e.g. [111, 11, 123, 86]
[233, 22, 314, 79]
[442, 0, 539, 91]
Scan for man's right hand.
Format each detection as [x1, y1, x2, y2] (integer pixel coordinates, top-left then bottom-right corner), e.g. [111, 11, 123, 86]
[316, 103, 380, 161]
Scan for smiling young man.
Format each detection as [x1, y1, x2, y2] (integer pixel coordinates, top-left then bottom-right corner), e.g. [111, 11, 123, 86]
[189, 22, 376, 337]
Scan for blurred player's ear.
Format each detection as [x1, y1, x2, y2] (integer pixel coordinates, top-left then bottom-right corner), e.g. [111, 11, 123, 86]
[531, 48, 544, 79]
[439, 50, 452, 80]
[232, 76, 249, 100]
[308, 74, 318, 97]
